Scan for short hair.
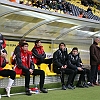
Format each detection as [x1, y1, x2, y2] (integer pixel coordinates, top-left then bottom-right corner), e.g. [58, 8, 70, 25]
[21, 42, 28, 47]
[59, 42, 66, 48]
[35, 39, 41, 45]
[72, 47, 78, 51]
[19, 39, 26, 45]
[94, 37, 99, 41]
[80, 11, 83, 15]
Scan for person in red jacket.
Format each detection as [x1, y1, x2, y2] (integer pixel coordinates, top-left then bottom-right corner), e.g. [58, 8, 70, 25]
[0, 33, 6, 49]
[14, 43, 48, 96]
[0, 49, 16, 97]
[31, 40, 52, 70]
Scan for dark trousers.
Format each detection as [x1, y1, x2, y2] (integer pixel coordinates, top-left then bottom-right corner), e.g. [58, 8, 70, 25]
[71, 69, 85, 85]
[22, 69, 45, 89]
[54, 68, 74, 86]
[37, 58, 53, 70]
[85, 69, 91, 82]
[0, 69, 16, 80]
[91, 65, 98, 84]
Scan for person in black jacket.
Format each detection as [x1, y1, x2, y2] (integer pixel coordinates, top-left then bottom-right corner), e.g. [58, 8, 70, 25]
[53, 42, 75, 90]
[68, 47, 89, 88]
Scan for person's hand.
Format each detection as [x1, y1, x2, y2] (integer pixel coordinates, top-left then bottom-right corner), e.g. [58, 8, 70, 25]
[77, 67, 83, 71]
[61, 66, 65, 69]
[64, 65, 67, 68]
[29, 69, 33, 74]
[12, 54, 16, 60]
[1, 52, 7, 58]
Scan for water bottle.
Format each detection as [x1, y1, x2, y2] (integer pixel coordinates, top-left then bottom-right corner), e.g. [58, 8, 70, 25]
[35, 84, 39, 94]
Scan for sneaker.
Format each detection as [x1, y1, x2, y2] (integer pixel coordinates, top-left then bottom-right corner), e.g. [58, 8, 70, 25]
[62, 85, 67, 90]
[76, 84, 84, 88]
[87, 83, 94, 87]
[5, 87, 11, 97]
[66, 85, 74, 90]
[93, 83, 100, 86]
[25, 89, 32, 96]
[83, 83, 89, 88]
[40, 88, 48, 93]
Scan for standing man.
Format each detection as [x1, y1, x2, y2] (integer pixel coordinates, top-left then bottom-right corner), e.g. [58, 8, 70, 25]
[90, 37, 100, 85]
[53, 42, 75, 90]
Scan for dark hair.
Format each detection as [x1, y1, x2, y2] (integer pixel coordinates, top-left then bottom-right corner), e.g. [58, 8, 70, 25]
[19, 39, 26, 45]
[21, 42, 28, 47]
[59, 42, 66, 48]
[80, 11, 83, 15]
[35, 39, 41, 45]
[72, 47, 78, 51]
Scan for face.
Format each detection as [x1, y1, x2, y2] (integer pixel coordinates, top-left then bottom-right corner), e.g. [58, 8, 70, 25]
[22, 45, 28, 52]
[72, 50, 78, 56]
[60, 44, 65, 50]
[95, 38, 100, 44]
[37, 41, 42, 47]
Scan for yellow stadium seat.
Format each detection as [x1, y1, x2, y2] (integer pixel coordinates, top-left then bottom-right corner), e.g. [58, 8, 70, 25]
[16, 74, 20, 78]
[40, 64, 57, 76]
[0, 76, 4, 79]
[3, 64, 12, 70]
[34, 64, 38, 69]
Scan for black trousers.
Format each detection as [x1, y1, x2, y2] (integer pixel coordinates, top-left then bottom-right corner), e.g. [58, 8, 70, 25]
[71, 69, 85, 85]
[22, 69, 45, 89]
[54, 68, 74, 86]
[85, 68, 91, 82]
[91, 65, 98, 84]
[0, 69, 16, 80]
[36, 58, 53, 70]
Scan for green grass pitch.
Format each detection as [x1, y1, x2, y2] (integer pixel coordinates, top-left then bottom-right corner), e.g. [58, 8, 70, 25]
[1, 86, 100, 100]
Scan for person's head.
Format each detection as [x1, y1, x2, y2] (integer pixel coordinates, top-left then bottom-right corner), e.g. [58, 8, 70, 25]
[0, 33, 3, 40]
[35, 39, 42, 47]
[72, 47, 78, 56]
[21, 43, 28, 52]
[80, 11, 83, 15]
[94, 37, 100, 44]
[19, 39, 26, 46]
[59, 42, 66, 50]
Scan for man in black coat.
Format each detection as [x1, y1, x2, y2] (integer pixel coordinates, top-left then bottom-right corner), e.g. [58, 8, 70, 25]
[53, 42, 75, 90]
[68, 47, 89, 88]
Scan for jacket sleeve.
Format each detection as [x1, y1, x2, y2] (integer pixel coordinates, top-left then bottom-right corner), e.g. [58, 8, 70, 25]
[67, 54, 77, 70]
[1, 58, 6, 68]
[53, 51, 63, 68]
[32, 48, 46, 59]
[90, 45, 98, 62]
[30, 59, 35, 70]
[16, 53, 29, 71]
[14, 46, 20, 55]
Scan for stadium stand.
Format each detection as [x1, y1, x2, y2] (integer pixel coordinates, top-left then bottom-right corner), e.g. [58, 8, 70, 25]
[8, 0, 100, 21]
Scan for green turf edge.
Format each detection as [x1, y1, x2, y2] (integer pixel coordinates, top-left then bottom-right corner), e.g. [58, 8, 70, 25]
[0, 82, 62, 95]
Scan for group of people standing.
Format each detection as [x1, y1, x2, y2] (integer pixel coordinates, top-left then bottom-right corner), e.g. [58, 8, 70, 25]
[0, 33, 100, 97]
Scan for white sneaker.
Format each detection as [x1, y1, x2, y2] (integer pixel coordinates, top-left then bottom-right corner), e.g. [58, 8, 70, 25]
[5, 87, 11, 97]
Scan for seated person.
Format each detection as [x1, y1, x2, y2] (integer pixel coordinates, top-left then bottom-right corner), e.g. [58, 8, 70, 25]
[0, 49, 16, 97]
[31, 39, 52, 70]
[14, 43, 48, 96]
[53, 42, 75, 90]
[68, 47, 89, 88]
[11, 39, 26, 65]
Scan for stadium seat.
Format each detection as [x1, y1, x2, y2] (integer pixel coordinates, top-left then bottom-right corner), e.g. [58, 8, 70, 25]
[40, 64, 57, 76]
[3, 64, 12, 70]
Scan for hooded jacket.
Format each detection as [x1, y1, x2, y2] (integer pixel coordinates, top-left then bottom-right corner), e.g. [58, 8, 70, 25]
[53, 48, 68, 72]
[31, 45, 46, 64]
[14, 49, 35, 75]
[67, 52, 80, 70]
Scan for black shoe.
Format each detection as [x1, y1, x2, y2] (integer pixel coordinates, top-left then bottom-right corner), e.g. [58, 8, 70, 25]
[87, 83, 94, 87]
[25, 90, 32, 96]
[76, 84, 84, 88]
[70, 84, 76, 89]
[83, 83, 89, 88]
[40, 88, 48, 93]
[66, 85, 74, 90]
[62, 85, 67, 90]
